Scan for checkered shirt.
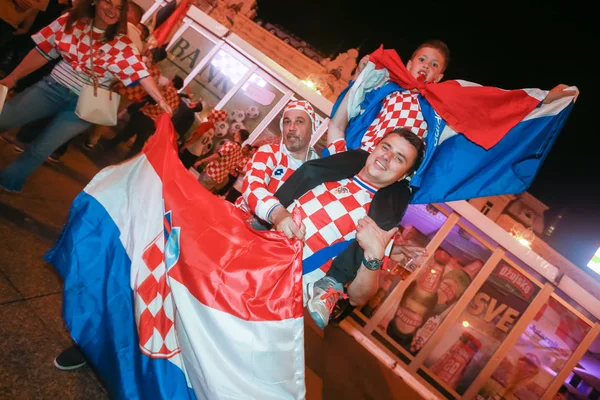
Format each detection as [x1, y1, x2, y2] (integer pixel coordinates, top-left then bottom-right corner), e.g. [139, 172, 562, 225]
[292, 175, 378, 272]
[113, 64, 161, 103]
[361, 90, 428, 152]
[32, 14, 149, 88]
[235, 155, 250, 175]
[139, 84, 180, 121]
[237, 142, 319, 222]
[204, 141, 244, 184]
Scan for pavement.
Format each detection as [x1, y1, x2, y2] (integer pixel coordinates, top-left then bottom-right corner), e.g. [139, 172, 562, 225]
[0, 131, 423, 400]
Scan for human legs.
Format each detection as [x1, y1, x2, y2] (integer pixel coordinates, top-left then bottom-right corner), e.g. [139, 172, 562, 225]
[0, 76, 66, 133]
[308, 180, 412, 328]
[0, 95, 90, 191]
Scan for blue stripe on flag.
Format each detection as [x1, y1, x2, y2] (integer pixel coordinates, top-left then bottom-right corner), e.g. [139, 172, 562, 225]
[302, 240, 353, 274]
[45, 192, 195, 400]
[411, 103, 573, 204]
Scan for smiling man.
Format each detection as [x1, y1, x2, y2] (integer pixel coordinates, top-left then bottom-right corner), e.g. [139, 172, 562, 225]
[270, 128, 424, 329]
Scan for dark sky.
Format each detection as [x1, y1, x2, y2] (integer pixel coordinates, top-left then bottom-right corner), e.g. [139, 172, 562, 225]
[257, 0, 600, 268]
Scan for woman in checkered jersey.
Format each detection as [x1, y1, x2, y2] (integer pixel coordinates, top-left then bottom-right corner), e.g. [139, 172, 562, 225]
[0, 0, 172, 192]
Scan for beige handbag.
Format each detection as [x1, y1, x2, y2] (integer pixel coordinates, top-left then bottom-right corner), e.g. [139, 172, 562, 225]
[75, 26, 120, 126]
[0, 84, 8, 114]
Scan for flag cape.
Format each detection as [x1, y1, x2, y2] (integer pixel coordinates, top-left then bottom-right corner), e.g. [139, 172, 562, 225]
[46, 115, 306, 399]
[153, 0, 191, 47]
[329, 47, 575, 204]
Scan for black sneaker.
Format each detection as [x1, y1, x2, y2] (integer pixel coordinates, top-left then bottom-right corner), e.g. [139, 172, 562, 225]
[53, 346, 87, 371]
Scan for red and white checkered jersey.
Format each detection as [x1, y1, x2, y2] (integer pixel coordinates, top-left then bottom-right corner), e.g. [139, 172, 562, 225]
[360, 90, 428, 152]
[32, 14, 149, 90]
[237, 156, 250, 175]
[204, 141, 244, 184]
[292, 175, 378, 272]
[237, 142, 319, 222]
[140, 85, 180, 121]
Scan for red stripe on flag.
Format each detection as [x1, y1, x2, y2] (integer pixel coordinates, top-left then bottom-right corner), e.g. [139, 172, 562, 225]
[368, 46, 541, 150]
[143, 116, 304, 322]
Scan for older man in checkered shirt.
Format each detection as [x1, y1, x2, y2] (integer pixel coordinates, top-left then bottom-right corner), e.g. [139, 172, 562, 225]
[195, 129, 250, 192]
[237, 100, 319, 233]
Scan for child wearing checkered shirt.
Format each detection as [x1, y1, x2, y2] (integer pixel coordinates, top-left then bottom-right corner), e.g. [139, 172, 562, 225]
[0, 0, 171, 192]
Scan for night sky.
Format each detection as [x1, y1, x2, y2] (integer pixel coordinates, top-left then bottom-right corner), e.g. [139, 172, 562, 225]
[257, 0, 599, 269]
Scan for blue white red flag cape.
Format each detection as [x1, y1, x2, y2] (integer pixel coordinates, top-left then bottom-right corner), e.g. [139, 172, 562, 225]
[328, 46, 576, 204]
[45, 115, 306, 400]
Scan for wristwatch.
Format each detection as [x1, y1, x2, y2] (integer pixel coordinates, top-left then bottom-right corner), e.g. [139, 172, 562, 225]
[362, 256, 383, 271]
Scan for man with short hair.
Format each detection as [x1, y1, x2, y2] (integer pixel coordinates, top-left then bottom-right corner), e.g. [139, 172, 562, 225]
[195, 129, 250, 192]
[276, 128, 424, 329]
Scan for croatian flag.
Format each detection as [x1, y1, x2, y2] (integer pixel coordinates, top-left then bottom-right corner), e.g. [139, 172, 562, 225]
[332, 46, 576, 204]
[46, 116, 306, 399]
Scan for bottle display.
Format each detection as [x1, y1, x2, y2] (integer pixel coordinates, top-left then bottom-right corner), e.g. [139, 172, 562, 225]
[430, 332, 482, 389]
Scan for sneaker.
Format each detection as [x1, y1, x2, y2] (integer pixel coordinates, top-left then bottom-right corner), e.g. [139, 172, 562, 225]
[47, 153, 61, 163]
[53, 346, 87, 371]
[306, 276, 347, 329]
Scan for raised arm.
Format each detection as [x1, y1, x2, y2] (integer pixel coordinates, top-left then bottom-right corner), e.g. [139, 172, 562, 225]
[328, 89, 350, 145]
[542, 84, 579, 104]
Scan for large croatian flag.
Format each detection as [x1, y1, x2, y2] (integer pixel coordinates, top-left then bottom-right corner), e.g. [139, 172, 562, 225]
[46, 116, 306, 399]
[331, 46, 576, 204]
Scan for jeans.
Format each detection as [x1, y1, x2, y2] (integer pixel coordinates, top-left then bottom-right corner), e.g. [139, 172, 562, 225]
[0, 76, 91, 191]
[16, 117, 71, 158]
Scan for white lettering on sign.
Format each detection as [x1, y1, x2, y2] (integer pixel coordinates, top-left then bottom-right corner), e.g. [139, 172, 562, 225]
[496, 265, 535, 299]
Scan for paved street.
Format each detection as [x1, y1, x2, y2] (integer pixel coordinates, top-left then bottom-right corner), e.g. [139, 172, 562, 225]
[0, 133, 423, 400]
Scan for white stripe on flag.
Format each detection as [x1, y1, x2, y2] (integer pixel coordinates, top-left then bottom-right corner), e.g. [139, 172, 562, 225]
[84, 155, 164, 288]
[82, 155, 192, 385]
[170, 279, 306, 400]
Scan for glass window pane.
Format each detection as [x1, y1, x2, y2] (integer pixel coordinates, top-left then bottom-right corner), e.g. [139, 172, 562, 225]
[477, 296, 592, 400]
[222, 74, 285, 134]
[252, 108, 284, 147]
[422, 261, 541, 395]
[187, 49, 250, 122]
[552, 287, 597, 324]
[363, 206, 451, 326]
[506, 251, 548, 287]
[370, 219, 493, 358]
[161, 26, 216, 79]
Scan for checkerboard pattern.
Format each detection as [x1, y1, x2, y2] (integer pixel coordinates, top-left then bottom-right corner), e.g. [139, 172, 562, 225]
[237, 143, 318, 221]
[134, 234, 180, 359]
[32, 14, 149, 87]
[141, 85, 180, 121]
[114, 64, 161, 103]
[207, 109, 228, 124]
[361, 91, 428, 152]
[204, 141, 244, 183]
[294, 176, 376, 269]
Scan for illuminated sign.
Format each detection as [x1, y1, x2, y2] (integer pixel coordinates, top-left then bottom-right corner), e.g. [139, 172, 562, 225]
[587, 247, 600, 274]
